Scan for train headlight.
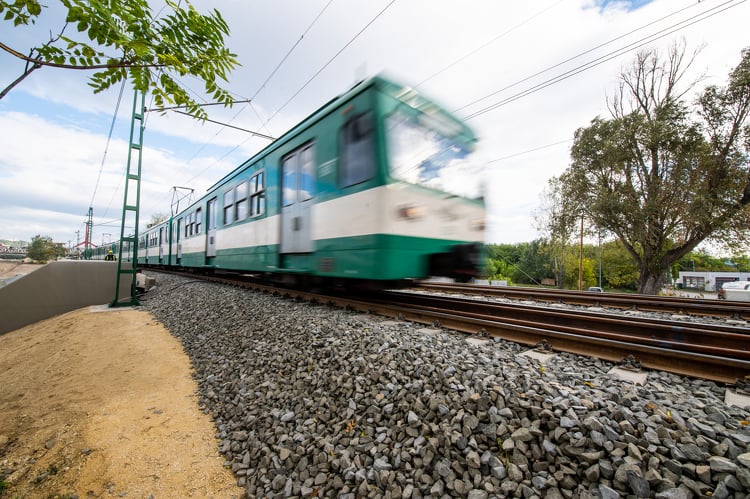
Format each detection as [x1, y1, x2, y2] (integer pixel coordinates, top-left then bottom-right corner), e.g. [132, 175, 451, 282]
[397, 204, 425, 220]
[470, 218, 485, 231]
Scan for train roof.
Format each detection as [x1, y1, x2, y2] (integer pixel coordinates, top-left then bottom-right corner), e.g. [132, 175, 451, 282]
[206, 74, 475, 193]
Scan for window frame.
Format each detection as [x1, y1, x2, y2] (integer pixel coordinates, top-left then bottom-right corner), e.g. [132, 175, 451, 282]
[250, 170, 266, 217]
[234, 181, 248, 222]
[223, 189, 234, 226]
[340, 112, 375, 188]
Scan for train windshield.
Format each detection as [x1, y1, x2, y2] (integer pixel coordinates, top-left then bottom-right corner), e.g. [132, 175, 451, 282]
[386, 110, 482, 199]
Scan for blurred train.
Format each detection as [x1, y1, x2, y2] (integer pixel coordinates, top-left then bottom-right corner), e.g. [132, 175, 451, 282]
[93, 76, 486, 285]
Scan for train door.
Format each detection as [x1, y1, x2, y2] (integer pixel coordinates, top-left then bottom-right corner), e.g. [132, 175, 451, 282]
[206, 198, 217, 259]
[175, 217, 182, 263]
[281, 144, 315, 254]
[158, 226, 164, 263]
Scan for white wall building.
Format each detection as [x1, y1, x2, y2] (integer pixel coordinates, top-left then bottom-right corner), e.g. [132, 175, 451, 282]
[677, 271, 750, 291]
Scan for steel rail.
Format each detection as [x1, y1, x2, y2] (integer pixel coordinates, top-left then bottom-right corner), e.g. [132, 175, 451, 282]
[383, 291, 750, 359]
[415, 282, 750, 320]
[149, 270, 750, 383]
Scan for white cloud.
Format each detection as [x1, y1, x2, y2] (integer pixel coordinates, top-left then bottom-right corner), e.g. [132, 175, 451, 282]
[0, 0, 748, 245]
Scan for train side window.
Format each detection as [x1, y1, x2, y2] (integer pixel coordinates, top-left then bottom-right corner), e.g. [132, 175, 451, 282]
[300, 145, 315, 201]
[176, 218, 182, 242]
[282, 154, 297, 207]
[195, 208, 202, 235]
[341, 112, 374, 187]
[250, 171, 265, 217]
[223, 190, 234, 225]
[207, 198, 217, 230]
[235, 181, 248, 222]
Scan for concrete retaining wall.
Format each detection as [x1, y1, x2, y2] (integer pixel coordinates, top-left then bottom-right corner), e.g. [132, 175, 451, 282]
[0, 260, 135, 335]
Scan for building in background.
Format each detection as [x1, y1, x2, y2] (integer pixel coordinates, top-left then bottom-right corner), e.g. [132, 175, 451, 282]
[677, 271, 750, 291]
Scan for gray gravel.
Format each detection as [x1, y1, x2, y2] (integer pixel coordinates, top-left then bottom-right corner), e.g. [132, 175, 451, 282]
[140, 272, 750, 498]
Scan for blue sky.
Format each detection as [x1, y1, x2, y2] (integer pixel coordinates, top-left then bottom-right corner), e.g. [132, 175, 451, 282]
[598, 0, 654, 11]
[1, 0, 748, 248]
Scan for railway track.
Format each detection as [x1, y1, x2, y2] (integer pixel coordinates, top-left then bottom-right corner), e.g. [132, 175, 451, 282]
[416, 281, 750, 320]
[147, 269, 750, 384]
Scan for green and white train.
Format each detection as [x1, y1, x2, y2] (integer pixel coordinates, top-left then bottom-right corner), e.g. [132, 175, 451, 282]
[96, 76, 485, 284]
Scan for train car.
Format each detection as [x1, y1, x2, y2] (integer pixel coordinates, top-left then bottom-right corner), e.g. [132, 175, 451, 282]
[138, 219, 171, 267]
[110, 75, 486, 284]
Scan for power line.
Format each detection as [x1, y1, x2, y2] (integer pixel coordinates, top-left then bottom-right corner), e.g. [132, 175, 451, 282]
[243, 0, 335, 140]
[251, 0, 335, 102]
[454, 0, 706, 114]
[170, 110, 275, 141]
[461, 0, 745, 120]
[415, 0, 564, 89]
[145, 0, 336, 196]
[486, 138, 573, 165]
[263, 0, 397, 126]
[88, 79, 126, 210]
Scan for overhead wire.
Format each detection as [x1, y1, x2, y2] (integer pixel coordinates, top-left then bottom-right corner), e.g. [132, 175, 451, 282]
[263, 0, 397, 126]
[142, 0, 337, 218]
[144, 0, 394, 217]
[250, 0, 335, 103]
[460, 0, 745, 120]
[453, 0, 705, 114]
[486, 138, 573, 165]
[415, 0, 565, 89]
[88, 78, 126, 211]
[127, 0, 743, 228]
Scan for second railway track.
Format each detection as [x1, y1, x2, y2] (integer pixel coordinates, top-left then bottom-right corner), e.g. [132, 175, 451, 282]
[416, 281, 750, 321]
[147, 269, 750, 384]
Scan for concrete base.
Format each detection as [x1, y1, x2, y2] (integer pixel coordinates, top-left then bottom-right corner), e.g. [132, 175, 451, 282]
[608, 367, 648, 385]
[521, 349, 556, 364]
[466, 337, 489, 346]
[0, 260, 135, 335]
[725, 391, 750, 409]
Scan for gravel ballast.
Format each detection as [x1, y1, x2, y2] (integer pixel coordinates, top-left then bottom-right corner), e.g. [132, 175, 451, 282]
[140, 272, 750, 498]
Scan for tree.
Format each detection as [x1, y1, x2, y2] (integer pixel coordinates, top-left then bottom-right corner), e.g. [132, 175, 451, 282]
[548, 43, 750, 294]
[535, 176, 585, 288]
[26, 234, 63, 262]
[0, 0, 239, 119]
[600, 240, 639, 290]
[147, 212, 169, 228]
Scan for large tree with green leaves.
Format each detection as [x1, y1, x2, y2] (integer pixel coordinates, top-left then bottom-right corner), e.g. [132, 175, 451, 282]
[26, 234, 66, 262]
[0, 0, 238, 118]
[548, 43, 750, 295]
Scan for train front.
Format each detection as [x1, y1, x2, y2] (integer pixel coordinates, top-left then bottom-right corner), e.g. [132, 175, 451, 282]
[379, 83, 486, 281]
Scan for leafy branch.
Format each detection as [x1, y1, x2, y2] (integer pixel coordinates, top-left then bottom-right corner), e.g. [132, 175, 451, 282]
[0, 0, 240, 119]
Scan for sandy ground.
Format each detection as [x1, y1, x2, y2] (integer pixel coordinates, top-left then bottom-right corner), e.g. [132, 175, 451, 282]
[0, 261, 41, 283]
[0, 262, 243, 498]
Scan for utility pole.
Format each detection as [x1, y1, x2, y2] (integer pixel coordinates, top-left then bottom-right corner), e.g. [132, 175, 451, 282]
[578, 215, 584, 291]
[84, 207, 93, 260]
[111, 90, 145, 307]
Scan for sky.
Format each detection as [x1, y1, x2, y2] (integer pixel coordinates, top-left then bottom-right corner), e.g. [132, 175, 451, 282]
[0, 0, 748, 248]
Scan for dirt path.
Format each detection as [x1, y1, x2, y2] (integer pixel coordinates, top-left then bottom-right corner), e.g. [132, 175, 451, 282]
[0, 303, 243, 498]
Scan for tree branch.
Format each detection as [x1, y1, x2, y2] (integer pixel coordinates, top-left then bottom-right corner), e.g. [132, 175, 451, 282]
[0, 40, 163, 71]
[0, 60, 41, 99]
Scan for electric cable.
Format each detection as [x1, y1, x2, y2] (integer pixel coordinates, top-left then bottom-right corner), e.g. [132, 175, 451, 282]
[250, 0, 335, 102]
[415, 0, 564, 89]
[461, 0, 746, 120]
[143, 0, 393, 217]
[453, 0, 706, 114]
[263, 0, 397, 126]
[162, 0, 333, 171]
[88, 78, 126, 210]
[486, 138, 573, 165]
